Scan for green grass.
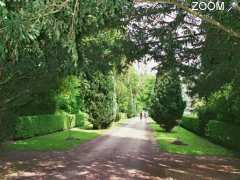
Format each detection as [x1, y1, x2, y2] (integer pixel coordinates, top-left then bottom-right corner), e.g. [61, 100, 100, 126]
[1, 118, 130, 152]
[2, 128, 100, 151]
[150, 121, 235, 156]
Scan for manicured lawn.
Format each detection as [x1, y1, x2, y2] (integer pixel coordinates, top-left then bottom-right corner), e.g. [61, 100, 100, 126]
[150, 121, 235, 156]
[1, 118, 129, 152]
[2, 128, 100, 151]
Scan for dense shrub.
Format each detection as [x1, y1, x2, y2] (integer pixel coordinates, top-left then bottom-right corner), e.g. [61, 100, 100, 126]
[150, 70, 186, 132]
[76, 112, 88, 127]
[197, 105, 216, 136]
[206, 120, 240, 150]
[14, 113, 76, 139]
[180, 116, 200, 134]
[85, 72, 117, 129]
[55, 75, 85, 114]
[0, 111, 17, 142]
[196, 83, 240, 136]
[207, 83, 240, 125]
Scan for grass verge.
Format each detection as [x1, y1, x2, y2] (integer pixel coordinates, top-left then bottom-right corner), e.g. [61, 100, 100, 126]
[150, 121, 235, 156]
[1, 117, 130, 152]
[1, 128, 100, 151]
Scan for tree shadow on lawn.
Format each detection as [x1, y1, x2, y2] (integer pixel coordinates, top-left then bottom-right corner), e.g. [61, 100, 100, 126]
[0, 135, 240, 180]
[0, 129, 100, 152]
[155, 129, 177, 134]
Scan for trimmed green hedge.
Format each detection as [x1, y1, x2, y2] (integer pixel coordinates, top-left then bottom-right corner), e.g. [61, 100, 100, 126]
[180, 116, 200, 134]
[14, 114, 75, 139]
[206, 120, 240, 150]
[14, 112, 88, 140]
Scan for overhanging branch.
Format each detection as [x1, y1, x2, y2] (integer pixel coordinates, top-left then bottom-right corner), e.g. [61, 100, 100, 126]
[135, 0, 240, 39]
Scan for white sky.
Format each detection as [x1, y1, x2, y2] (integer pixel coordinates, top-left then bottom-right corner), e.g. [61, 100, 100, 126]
[133, 59, 157, 75]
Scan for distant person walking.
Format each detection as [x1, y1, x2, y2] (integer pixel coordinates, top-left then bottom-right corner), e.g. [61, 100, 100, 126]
[144, 112, 148, 121]
[140, 112, 143, 120]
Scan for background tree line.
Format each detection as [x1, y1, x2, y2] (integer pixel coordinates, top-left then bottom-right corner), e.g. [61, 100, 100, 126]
[0, 0, 156, 141]
[1, 0, 240, 151]
[131, 1, 240, 150]
[0, 0, 135, 141]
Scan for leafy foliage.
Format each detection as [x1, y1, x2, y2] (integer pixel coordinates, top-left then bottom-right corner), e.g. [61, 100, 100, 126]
[137, 75, 155, 111]
[194, 83, 240, 136]
[55, 75, 86, 114]
[206, 120, 240, 150]
[84, 72, 117, 129]
[116, 67, 139, 117]
[0, 0, 135, 140]
[116, 73, 129, 113]
[75, 112, 88, 127]
[150, 70, 186, 132]
[129, 3, 202, 77]
[206, 83, 240, 125]
[115, 66, 155, 118]
[0, 110, 17, 142]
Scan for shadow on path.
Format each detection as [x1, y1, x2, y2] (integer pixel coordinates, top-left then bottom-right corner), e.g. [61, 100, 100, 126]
[0, 118, 240, 180]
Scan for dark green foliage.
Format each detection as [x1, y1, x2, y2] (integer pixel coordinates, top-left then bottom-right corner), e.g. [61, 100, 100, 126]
[55, 75, 85, 114]
[206, 120, 240, 150]
[0, 37, 70, 116]
[127, 91, 137, 118]
[150, 70, 186, 132]
[14, 114, 76, 139]
[75, 112, 88, 127]
[196, 83, 240, 136]
[0, 0, 133, 142]
[180, 116, 200, 134]
[207, 84, 240, 125]
[183, 4, 240, 149]
[192, 21, 240, 99]
[0, 111, 17, 142]
[116, 75, 129, 113]
[116, 67, 141, 117]
[85, 72, 117, 129]
[197, 106, 215, 136]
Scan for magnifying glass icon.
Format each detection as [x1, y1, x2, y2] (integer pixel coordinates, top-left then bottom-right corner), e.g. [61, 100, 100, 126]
[227, 0, 240, 12]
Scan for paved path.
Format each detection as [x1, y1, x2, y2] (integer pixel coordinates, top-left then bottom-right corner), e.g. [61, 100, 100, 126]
[1, 118, 240, 180]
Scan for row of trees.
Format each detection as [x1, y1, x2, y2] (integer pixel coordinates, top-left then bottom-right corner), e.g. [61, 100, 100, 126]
[1, 0, 239, 143]
[0, 0, 159, 142]
[116, 67, 156, 118]
[132, 1, 240, 137]
[0, 0, 138, 140]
